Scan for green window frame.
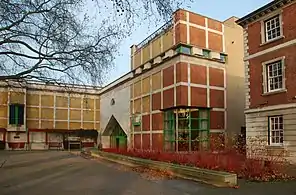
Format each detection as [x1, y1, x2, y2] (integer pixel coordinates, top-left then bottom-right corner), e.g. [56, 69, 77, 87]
[163, 108, 210, 152]
[202, 49, 211, 58]
[9, 104, 25, 126]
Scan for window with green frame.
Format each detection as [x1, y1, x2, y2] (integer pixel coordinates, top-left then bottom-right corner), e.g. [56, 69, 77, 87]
[163, 108, 210, 152]
[9, 104, 24, 126]
[202, 49, 211, 58]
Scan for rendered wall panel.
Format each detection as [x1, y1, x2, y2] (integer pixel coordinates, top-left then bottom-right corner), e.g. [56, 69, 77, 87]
[134, 98, 141, 113]
[0, 106, 7, 118]
[83, 110, 94, 121]
[152, 37, 162, 58]
[41, 95, 54, 107]
[130, 84, 134, 98]
[134, 80, 141, 98]
[70, 97, 81, 108]
[41, 108, 54, 119]
[152, 71, 161, 91]
[162, 29, 174, 52]
[55, 121, 68, 129]
[0, 92, 8, 105]
[83, 122, 94, 129]
[142, 45, 150, 64]
[55, 109, 68, 120]
[0, 119, 7, 128]
[10, 92, 24, 104]
[27, 120, 39, 129]
[41, 121, 54, 129]
[26, 94, 39, 106]
[96, 122, 100, 130]
[95, 98, 100, 110]
[27, 107, 39, 119]
[70, 110, 81, 120]
[83, 98, 94, 109]
[69, 122, 81, 129]
[56, 96, 68, 108]
[134, 51, 141, 68]
[95, 111, 100, 121]
[142, 77, 150, 95]
[142, 96, 150, 113]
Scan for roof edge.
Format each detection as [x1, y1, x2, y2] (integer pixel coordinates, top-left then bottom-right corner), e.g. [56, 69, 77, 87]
[236, 0, 294, 26]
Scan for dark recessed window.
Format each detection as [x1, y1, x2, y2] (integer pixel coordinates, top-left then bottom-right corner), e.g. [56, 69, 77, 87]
[9, 104, 24, 125]
[110, 98, 115, 106]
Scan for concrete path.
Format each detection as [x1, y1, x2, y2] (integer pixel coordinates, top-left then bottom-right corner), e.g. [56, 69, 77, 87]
[0, 151, 295, 195]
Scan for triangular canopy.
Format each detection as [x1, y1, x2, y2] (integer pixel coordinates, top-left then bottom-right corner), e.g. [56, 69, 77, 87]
[102, 115, 126, 136]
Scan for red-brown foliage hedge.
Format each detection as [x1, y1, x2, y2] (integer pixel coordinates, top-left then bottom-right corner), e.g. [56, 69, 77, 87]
[102, 148, 292, 181]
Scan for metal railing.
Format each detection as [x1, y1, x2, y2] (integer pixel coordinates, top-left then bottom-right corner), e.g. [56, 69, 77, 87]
[136, 19, 173, 51]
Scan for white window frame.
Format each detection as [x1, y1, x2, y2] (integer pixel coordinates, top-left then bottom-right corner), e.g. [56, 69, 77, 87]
[268, 116, 284, 146]
[262, 56, 285, 94]
[260, 11, 283, 44]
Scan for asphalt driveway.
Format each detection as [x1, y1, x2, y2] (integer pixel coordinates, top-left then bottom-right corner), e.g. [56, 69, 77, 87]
[0, 151, 295, 195]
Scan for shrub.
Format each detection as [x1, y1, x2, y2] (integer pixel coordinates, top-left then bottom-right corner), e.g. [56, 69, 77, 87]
[101, 136, 294, 181]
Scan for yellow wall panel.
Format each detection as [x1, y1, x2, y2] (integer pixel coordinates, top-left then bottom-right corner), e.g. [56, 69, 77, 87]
[41, 108, 54, 119]
[142, 77, 150, 95]
[0, 92, 8, 105]
[152, 37, 161, 58]
[0, 119, 7, 128]
[10, 92, 24, 104]
[69, 122, 81, 129]
[56, 96, 68, 108]
[55, 109, 68, 120]
[130, 101, 133, 115]
[70, 110, 81, 121]
[95, 99, 100, 110]
[70, 97, 81, 108]
[26, 94, 39, 106]
[152, 71, 161, 91]
[41, 95, 54, 107]
[83, 110, 94, 121]
[130, 84, 134, 98]
[142, 96, 150, 113]
[55, 121, 68, 129]
[41, 121, 53, 129]
[134, 51, 141, 68]
[134, 98, 141, 113]
[83, 122, 94, 130]
[27, 107, 39, 119]
[26, 120, 39, 129]
[162, 29, 174, 52]
[96, 123, 100, 130]
[83, 98, 94, 109]
[0, 106, 7, 118]
[142, 45, 150, 64]
[134, 80, 141, 98]
[95, 111, 100, 122]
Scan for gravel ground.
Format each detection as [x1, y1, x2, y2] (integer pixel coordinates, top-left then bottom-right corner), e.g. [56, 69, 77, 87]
[0, 151, 295, 195]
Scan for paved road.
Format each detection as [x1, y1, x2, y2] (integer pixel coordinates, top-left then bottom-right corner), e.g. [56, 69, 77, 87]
[0, 151, 295, 195]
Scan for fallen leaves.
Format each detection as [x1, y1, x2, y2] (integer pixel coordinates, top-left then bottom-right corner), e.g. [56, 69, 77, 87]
[131, 166, 175, 181]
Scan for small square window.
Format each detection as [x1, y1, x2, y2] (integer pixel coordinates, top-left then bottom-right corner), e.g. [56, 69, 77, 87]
[202, 50, 211, 58]
[268, 116, 284, 145]
[220, 54, 227, 62]
[264, 15, 281, 42]
[176, 46, 191, 54]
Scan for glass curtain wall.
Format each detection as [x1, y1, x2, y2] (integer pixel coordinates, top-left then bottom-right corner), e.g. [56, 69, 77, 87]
[164, 108, 210, 152]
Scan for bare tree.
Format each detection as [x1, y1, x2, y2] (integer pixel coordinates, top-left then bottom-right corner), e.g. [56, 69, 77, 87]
[0, 0, 189, 85]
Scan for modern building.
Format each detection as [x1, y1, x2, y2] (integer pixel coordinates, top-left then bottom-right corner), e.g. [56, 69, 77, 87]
[100, 9, 246, 152]
[0, 81, 101, 150]
[237, 0, 296, 162]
